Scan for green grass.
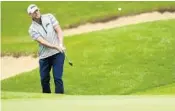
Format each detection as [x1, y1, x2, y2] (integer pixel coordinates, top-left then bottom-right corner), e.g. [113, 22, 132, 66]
[134, 83, 175, 95]
[1, 91, 60, 99]
[2, 95, 175, 111]
[2, 19, 175, 95]
[2, 1, 175, 37]
[1, 36, 38, 57]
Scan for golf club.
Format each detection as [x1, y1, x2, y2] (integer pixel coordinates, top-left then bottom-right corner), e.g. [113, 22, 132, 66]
[64, 52, 73, 66]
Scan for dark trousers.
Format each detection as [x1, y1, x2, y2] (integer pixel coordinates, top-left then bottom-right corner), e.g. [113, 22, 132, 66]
[39, 53, 65, 94]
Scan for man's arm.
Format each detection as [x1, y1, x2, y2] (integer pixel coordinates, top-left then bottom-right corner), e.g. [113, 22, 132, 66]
[36, 36, 63, 53]
[48, 13, 65, 50]
[54, 24, 64, 47]
[29, 26, 63, 53]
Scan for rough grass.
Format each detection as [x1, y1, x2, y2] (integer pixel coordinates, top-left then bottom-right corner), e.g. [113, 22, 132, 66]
[1, 19, 175, 95]
[2, 1, 175, 37]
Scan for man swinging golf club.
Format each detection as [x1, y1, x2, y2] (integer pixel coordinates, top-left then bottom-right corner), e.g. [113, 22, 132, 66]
[27, 4, 66, 94]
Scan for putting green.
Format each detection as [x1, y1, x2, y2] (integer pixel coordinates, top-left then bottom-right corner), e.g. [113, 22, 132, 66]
[2, 96, 175, 111]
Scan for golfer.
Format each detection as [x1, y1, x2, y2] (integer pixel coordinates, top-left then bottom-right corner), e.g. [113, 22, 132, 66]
[27, 4, 65, 94]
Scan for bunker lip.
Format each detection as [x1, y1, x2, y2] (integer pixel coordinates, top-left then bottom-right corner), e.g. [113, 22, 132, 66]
[1, 11, 175, 80]
[63, 9, 175, 29]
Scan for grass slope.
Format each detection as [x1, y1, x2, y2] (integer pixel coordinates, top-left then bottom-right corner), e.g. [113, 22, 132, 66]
[134, 83, 175, 95]
[1, 19, 175, 95]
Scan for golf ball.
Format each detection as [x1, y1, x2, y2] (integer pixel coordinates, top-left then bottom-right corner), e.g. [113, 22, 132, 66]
[118, 8, 122, 11]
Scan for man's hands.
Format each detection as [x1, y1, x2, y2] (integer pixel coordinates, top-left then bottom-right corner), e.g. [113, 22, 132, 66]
[59, 43, 66, 51]
[54, 44, 66, 53]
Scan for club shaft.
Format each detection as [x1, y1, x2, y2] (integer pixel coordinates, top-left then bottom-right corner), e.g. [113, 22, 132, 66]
[64, 52, 71, 62]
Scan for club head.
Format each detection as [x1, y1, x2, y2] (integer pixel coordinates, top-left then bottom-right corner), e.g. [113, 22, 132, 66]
[69, 61, 73, 66]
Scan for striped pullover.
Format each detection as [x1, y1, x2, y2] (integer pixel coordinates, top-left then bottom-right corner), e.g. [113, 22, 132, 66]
[28, 13, 61, 59]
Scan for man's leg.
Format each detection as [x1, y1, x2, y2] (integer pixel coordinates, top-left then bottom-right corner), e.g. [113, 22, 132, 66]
[52, 53, 65, 94]
[39, 57, 52, 93]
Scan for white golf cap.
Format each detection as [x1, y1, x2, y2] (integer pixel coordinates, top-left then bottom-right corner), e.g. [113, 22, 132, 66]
[27, 4, 39, 14]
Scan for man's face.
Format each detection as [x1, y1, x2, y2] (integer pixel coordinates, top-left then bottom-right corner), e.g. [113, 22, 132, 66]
[30, 9, 41, 19]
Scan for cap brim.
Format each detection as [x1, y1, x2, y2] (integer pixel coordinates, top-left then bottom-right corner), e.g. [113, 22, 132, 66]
[30, 7, 39, 14]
